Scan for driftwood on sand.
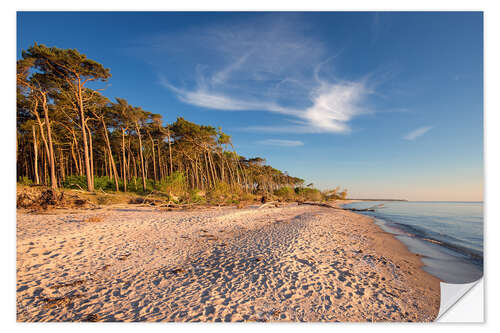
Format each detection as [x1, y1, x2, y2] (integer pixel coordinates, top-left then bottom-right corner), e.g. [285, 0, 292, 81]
[258, 201, 284, 209]
[298, 201, 383, 212]
[257, 201, 383, 212]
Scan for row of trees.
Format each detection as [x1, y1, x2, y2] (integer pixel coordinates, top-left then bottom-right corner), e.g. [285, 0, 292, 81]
[16, 44, 308, 196]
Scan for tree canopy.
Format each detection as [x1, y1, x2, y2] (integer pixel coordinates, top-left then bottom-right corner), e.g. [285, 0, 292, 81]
[17, 43, 346, 202]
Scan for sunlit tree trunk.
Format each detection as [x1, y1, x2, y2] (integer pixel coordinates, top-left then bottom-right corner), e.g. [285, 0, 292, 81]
[134, 122, 147, 191]
[157, 141, 163, 181]
[86, 122, 94, 190]
[43, 149, 47, 185]
[148, 133, 157, 183]
[207, 150, 217, 186]
[40, 93, 57, 189]
[76, 80, 94, 191]
[32, 125, 40, 184]
[70, 141, 79, 176]
[130, 148, 137, 186]
[203, 152, 212, 188]
[104, 149, 108, 178]
[59, 148, 65, 184]
[101, 118, 119, 191]
[121, 128, 127, 192]
[167, 127, 173, 176]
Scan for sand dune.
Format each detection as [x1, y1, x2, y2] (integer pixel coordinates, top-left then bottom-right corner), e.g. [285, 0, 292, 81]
[16, 204, 440, 322]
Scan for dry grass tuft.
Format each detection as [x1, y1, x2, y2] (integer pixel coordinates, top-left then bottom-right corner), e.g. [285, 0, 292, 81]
[83, 215, 104, 223]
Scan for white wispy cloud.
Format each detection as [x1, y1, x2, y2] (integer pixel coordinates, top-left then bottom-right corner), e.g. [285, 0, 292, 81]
[256, 139, 304, 147]
[154, 16, 374, 134]
[403, 126, 432, 141]
[301, 80, 370, 133]
[159, 75, 370, 133]
[159, 76, 300, 116]
[211, 53, 251, 85]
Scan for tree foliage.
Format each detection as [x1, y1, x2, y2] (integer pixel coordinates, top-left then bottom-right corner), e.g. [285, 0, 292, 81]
[17, 43, 346, 202]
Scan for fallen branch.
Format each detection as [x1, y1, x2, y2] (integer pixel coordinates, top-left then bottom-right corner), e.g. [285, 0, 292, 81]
[258, 201, 282, 209]
[298, 201, 337, 209]
[297, 201, 380, 212]
[69, 183, 86, 192]
[98, 188, 109, 195]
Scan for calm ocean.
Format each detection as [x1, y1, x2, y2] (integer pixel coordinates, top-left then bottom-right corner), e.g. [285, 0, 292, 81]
[342, 201, 483, 284]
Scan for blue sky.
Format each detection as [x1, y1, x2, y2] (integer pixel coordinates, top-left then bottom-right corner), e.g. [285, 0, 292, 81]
[17, 12, 483, 201]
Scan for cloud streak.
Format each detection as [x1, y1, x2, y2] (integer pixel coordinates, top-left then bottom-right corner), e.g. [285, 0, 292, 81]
[256, 139, 304, 147]
[160, 75, 371, 133]
[159, 76, 300, 116]
[154, 16, 374, 134]
[403, 126, 432, 141]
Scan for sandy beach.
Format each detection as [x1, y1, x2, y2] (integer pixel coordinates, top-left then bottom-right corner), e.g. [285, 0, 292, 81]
[16, 203, 440, 322]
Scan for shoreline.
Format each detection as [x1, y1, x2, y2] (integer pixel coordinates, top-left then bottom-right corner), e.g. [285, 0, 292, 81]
[17, 203, 440, 322]
[341, 201, 483, 284]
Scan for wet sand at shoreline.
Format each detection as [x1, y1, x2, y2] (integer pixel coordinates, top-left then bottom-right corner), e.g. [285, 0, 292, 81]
[16, 203, 440, 322]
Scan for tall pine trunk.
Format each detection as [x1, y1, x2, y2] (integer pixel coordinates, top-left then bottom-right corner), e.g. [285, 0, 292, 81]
[149, 133, 157, 183]
[101, 118, 120, 192]
[40, 93, 57, 189]
[77, 81, 94, 192]
[167, 127, 173, 176]
[121, 128, 127, 192]
[135, 122, 147, 191]
[86, 122, 94, 190]
[32, 125, 40, 184]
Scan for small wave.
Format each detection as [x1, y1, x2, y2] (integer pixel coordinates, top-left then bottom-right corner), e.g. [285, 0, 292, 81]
[347, 201, 483, 268]
[391, 222, 483, 265]
[421, 237, 483, 263]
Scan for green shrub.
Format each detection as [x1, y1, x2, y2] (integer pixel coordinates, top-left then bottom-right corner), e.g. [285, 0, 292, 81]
[155, 172, 187, 195]
[274, 186, 295, 201]
[188, 189, 206, 204]
[126, 177, 140, 192]
[18, 176, 33, 186]
[63, 175, 88, 190]
[295, 187, 323, 201]
[93, 176, 116, 191]
[239, 192, 256, 202]
[63, 175, 120, 192]
[207, 181, 232, 204]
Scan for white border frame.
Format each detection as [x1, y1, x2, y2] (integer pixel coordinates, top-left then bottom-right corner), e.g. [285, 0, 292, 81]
[3, 1, 497, 331]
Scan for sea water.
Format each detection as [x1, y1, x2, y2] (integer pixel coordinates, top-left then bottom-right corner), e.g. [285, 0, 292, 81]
[342, 201, 483, 284]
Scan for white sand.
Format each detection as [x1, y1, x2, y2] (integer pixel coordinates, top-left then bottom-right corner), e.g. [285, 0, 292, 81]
[17, 204, 440, 322]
